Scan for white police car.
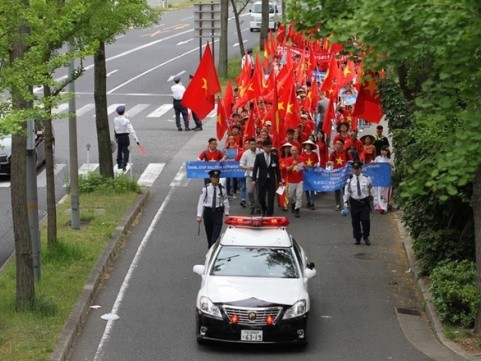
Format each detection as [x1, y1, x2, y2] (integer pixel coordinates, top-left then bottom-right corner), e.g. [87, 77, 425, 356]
[193, 216, 316, 345]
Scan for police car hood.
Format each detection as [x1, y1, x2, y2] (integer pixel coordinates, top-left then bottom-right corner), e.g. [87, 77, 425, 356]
[206, 276, 302, 305]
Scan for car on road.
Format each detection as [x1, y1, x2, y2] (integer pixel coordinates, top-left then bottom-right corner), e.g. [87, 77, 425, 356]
[193, 216, 316, 345]
[249, 1, 280, 32]
[0, 121, 49, 176]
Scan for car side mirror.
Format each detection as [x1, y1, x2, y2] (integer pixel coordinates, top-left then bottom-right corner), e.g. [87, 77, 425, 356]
[305, 268, 316, 279]
[307, 262, 315, 270]
[193, 265, 205, 276]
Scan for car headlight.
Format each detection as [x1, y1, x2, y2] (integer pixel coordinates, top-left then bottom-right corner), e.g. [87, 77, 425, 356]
[283, 300, 307, 319]
[199, 296, 222, 319]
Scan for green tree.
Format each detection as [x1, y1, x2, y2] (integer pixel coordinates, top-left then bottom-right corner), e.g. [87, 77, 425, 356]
[286, 0, 481, 331]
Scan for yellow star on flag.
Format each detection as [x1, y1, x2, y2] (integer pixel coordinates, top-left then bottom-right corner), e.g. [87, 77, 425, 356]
[305, 158, 313, 166]
[336, 157, 344, 165]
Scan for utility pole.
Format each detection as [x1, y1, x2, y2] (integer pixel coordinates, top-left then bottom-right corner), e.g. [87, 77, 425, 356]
[26, 118, 40, 281]
[68, 44, 80, 229]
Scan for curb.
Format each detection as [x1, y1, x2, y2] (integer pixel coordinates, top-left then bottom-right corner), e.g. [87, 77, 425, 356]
[50, 189, 150, 361]
[393, 211, 481, 361]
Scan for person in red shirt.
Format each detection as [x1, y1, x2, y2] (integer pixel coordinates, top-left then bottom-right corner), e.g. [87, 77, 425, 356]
[327, 139, 352, 210]
[278, 142, 293, 211]
[302, 140, 319, 210]
[285, 128, 301, 150]
[344, 129, 363, 162]
[284, 146, 305, 218]
[360, 134, 376, 164]
[333, 122, 350, 145]
[198, 138, 225, 185]
[316, 130, 329, 168]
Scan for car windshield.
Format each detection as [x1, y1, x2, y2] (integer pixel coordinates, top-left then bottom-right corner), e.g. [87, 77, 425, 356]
[210, 246, 299, 278]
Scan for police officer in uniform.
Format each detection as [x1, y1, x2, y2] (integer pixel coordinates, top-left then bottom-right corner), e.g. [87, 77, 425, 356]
[113, 105, 140, 171]
[196, 170, 230, 248]
[171, 75, 190, 131]
[343, 161, 373, 245]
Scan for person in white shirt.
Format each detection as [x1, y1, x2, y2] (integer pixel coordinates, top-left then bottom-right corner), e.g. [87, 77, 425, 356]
[241, 48, 255, 77]
[239, 137, 261, 214]
[343, 161, 373, 245]
[113, 105, 140, 171]
[196, 170, 230, 248]
[171, 75, 190, 131]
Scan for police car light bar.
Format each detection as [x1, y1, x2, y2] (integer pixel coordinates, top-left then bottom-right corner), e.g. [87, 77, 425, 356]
[225, 216, 289, 227]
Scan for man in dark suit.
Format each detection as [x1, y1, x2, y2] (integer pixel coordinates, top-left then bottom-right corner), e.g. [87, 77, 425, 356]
[252, 139, 282, 216]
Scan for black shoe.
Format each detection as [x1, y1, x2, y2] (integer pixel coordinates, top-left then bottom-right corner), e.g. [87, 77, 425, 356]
[178, 127, 183, 131]
[240, 200, 247, 208]
[354, 240, 361, 245]
[291, 204, 295, 213]
[185, 127, 191, 131]
[193, 126, 203, 131]
[364, 237, 371, 246]
[294, 209, 300, 218]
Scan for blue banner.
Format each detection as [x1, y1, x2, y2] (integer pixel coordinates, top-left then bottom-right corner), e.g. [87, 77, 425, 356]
[186, 161, 244, 179]
[302, 163, 392, 191]
[363, 162, 392, 187]
[303, 167, 350, 192]
[223, 148, 238, 160]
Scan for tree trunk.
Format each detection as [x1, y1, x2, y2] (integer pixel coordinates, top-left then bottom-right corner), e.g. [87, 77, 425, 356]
[218, 0, 228, 77]
[260, 0, 269, 51]
[10, 28, 35, 310]
[43, 86, 57, 246]
[94, 41, 114, 178]
[230, 0, 246, 57]
[472, 164, 481, 333]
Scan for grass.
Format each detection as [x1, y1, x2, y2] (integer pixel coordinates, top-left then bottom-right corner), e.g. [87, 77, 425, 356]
[0, 180, 138, 361]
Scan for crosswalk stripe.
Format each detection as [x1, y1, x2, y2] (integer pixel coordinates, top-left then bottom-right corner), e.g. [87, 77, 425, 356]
[53, 103, 69, 114]
[49, 102, 220, 120]
[146, 104, 173, 118]
[37, 163, 66, 187]
[127, 104, 150, 117]
[0, 181, 10, 188]
[79, 163, 99, 175]
[77, 104, 95, 117]
[137, 163, 165, 187]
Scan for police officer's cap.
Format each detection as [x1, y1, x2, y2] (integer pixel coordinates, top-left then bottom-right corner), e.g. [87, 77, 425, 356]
[173, 75, 181, 83]
[351, 161, 363, 169]
[208, 169, 221, 178]
[116, 105, 126, 114]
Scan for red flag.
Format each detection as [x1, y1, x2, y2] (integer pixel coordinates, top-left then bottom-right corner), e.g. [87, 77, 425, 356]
[352, 74, 384, 124]
[307, 79, 319, 114]
[320, 56, 340, 99]
[182, 43, 221, 119]
[322, 98, 335, 138]
[276, 23, 286, 43]
[339, 60, 356, 88]
[216, 98, 228, 141]
[222, 80, 234, 116]
[271, 74, 285, 149]
[242, 110, 256, 143]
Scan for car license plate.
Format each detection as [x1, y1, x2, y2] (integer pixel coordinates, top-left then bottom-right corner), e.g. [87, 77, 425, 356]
[241, 330, 263, 342]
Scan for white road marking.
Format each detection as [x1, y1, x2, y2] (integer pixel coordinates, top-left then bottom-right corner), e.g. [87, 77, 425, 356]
[76, 104, 95, 117]
[177, 39, 193, 46]
[126, 104, 150, 117]
[146, 104, 172, 118]
[37, 163, 66, 188]
[169, 163, 188, 187]
[137, 163, 165, 187]
[93, 165, 183, 361]
[107, 39, 219, 94]
[52, 103, 69, 114]
[79, 163, 99, 175]
[0, 181, 10, 188]
[106, 70, 118, 77]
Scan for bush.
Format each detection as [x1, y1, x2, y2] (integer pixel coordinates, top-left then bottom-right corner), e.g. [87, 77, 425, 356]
[430, 260, 479, 328]
[413, 229, 474, 275]
[79, 173, 141, 194]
